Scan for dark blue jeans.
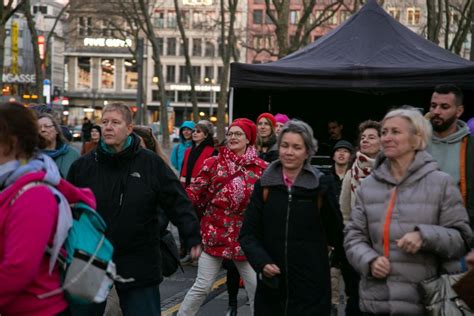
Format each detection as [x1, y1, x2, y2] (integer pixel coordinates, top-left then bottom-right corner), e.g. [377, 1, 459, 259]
[70, 285, 161, 316]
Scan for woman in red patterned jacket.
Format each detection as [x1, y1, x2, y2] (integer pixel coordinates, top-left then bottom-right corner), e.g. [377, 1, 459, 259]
[178, 118, 267, 316]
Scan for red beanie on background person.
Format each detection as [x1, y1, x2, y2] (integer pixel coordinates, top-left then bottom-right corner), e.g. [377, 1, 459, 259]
[229, 118, 257, 145]
[257, 112, 276, 128]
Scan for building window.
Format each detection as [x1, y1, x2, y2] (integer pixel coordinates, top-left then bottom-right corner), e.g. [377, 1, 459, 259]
[204, 66, 214, 81]
[157, 37, 164, 55]
[204, 41, 215, 57]
[154, 12, 165, 28]
[407, 8, 421, 25]
[265, 11, 274, 24]
[33, 5, 48, 14]
[78, 17, 92, 36]
[253, 0, 264, 3]
[179, 38, 189, 56]
[253, 10, 263, 24]
[102, 20, 115, 37]
[167, 38, 176, 56]
[77, 57, 91, 89]
[192, 66, 201, 82]
[167, 11, 177, 28]
[290, 10, 299, 25]
[192, 39, 202, 57]
[388, 8, 400, 21]
[179, 66, 188, 83]
[124, 59, 138, 90]
[166, 65, 176, 83]
[192, 12, 204, 29]
[100, 58, 115, 90]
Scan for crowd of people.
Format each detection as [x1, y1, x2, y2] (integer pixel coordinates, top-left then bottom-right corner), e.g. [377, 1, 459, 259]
[0, 84, 474, 316]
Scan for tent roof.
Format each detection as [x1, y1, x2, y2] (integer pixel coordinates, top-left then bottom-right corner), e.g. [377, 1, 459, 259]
[230, 0, 474, 89]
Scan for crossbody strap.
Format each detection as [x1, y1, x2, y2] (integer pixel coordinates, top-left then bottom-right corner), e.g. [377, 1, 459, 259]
[382, 188, 398, 258]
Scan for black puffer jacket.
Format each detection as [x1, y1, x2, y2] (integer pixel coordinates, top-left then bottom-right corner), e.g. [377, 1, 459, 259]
[240, 161, 345, 316]
[68, 133, 201, 289]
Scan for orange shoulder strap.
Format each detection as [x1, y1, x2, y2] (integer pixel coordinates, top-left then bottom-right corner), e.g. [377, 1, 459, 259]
[383, 188, 398, 258]
[460, 137, 467, 206]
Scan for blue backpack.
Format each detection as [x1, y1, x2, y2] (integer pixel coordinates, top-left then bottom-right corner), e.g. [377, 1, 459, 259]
[13, 183, 131, 304]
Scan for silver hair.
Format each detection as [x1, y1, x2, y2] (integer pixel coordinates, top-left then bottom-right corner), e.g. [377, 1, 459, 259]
[277, 119, 318, 156]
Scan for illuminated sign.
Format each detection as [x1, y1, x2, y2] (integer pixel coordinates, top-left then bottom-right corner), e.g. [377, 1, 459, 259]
[11, 21, 18, 74]
[3, 73, 36, 83]
[38, 35, 45, 59]
[83, 38, 132, 48]
[183, 0, 213, 5]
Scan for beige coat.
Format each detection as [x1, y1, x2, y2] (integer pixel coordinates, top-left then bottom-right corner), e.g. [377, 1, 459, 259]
[344, 150, 472, 315]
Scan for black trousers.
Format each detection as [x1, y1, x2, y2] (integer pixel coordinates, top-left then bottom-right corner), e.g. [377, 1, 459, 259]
[223, 259, 240, 307]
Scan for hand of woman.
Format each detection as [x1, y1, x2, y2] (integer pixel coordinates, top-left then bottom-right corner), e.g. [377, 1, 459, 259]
[190, 244, 202, 260]
[396, 231, 423, 254]
[370, 256, 391, 279]
[466, 251, 474, 271]
[263, 264, 281, 278]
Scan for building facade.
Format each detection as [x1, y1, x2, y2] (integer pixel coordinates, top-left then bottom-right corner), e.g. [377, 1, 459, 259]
[146, 0, 248, 125]
[63, 0, 145, 125]
[246, 0, 352, 63]
[2, 13, 36, 102]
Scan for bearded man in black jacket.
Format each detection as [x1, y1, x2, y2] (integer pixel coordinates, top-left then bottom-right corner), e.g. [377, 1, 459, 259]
[68, 103, 202, 315]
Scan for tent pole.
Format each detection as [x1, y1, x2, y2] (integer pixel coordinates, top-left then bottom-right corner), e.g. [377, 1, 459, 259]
[229, 87, 234, 122]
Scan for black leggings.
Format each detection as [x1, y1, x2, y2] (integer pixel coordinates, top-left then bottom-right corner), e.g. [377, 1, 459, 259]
[223, 259, 240, 307]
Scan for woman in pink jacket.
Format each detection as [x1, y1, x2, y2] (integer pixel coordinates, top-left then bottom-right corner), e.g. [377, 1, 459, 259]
[0, 102, 95, 316]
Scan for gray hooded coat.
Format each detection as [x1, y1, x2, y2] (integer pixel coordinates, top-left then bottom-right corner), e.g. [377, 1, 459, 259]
[344, 150, 472, 315]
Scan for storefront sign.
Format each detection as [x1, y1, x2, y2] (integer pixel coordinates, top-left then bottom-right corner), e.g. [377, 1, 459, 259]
[2, 73, 36, 83]
[83, 37, 132, 48]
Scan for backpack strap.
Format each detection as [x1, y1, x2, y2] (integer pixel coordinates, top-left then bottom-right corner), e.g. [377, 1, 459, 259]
[10, 181, 45, 206]
[464, 135, 474, 229]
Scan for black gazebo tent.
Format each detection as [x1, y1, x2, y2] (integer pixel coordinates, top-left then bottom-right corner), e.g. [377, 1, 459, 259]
[229, 0, 474, 139]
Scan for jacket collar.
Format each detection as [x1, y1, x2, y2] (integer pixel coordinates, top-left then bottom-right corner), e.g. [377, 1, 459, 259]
[260, 160, 321, 190]
[372, 150, 439, 186]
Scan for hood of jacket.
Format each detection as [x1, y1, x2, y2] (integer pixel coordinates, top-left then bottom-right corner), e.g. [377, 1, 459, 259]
[179, 121, 196, 143]
[260, 159, 322, 190]
[431, 120, 470, 144]
[371, 150, 439, 187]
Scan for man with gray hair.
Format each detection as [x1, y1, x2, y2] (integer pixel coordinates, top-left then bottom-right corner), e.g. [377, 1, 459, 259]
[68, 103, 201, 315]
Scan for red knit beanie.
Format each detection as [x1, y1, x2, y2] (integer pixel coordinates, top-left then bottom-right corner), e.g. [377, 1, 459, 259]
[257, 112, 277, 128]
[229, 118, 257, 145]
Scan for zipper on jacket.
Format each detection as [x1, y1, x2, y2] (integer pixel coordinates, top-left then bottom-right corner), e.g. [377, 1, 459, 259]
[284, 186, 292, 316]
[119, 193, 123, 206]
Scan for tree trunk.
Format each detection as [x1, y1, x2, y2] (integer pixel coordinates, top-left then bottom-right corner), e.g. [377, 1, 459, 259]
[24, 0, 44, 102]
[471, 0, 474, 60]
[426, 0, 440, 43]
[138, 0, 170, 148]
[174, 0, 199, 121]
[0, 27, 6, 88]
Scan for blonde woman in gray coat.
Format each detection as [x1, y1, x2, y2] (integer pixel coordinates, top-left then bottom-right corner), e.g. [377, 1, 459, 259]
[344, 107, 472, 315]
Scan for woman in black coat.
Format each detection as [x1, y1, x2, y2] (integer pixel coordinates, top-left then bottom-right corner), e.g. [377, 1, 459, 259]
[240, 120, 346, 316]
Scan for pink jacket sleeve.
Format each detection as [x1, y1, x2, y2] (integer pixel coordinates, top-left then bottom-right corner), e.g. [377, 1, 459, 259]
[0, 186, 58, 307]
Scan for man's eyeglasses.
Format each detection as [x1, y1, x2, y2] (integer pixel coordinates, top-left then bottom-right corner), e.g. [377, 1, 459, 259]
[226, 131, 245, 138]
